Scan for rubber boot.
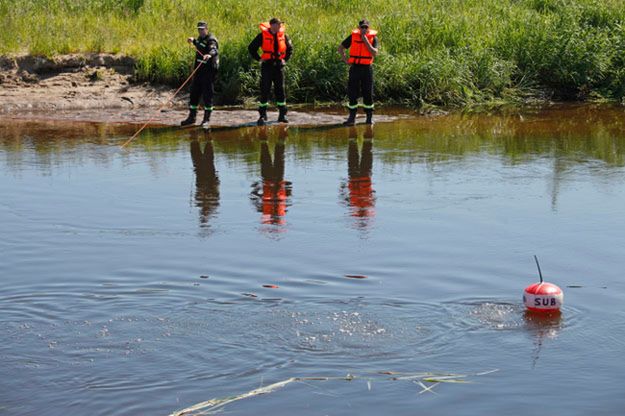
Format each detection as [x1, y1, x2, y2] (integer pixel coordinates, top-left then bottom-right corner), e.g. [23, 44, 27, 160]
[343, 108, 357, 126]
[257, 107, 268, 126]
[365, 109, 374, 125]
[181, 109, 197, 126]
[277, 106, 289, 123]
[201, 110, 211, 128]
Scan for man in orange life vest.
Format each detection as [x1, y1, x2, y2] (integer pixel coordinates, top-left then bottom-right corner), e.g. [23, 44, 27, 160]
[248, 17, 293, 126]
[250, 126, 292, 227]
[344, 126, 375, 222]
[338, 19, 379, 126]
[181, 21, 219, 128]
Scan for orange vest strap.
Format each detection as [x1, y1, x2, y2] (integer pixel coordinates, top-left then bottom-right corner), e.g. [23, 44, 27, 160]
[352, 29, 377, 36]
[259, 22, 285, 33]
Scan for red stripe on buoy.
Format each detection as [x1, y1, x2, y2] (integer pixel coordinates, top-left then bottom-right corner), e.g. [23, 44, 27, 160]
[524, 282, 563, 295]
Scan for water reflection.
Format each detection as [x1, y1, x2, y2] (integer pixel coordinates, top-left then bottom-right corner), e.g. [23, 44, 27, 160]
[341, 126, 376, 229]
[3, 105, 625, 173]
[190, 131, 220, 233]
[250, 126, 292, 233]
[524, 311, 563, 368]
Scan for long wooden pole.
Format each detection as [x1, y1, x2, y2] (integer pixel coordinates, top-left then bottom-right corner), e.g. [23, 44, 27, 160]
[121, 47, 207, 149]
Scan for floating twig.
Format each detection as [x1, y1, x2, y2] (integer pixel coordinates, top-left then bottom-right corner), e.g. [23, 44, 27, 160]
[414, 379, 440, 395]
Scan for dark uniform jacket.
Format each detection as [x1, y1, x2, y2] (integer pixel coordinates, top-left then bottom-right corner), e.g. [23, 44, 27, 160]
[193, 34, 219, 70]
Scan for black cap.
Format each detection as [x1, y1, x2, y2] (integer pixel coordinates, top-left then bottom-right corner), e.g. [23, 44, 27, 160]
[269, 17, 282, 25]
[358, 19, 370, 28]
[197, 21, 207, 29]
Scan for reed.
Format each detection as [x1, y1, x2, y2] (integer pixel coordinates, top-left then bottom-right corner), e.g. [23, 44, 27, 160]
[2, 0, 625, 106]
[169, 370, 498, 415]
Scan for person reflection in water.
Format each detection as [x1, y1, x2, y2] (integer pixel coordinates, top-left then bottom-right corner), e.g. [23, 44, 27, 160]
[250, 126, 292, 229]
[341, 125, 375, 227]
[190, 130, 220, 232]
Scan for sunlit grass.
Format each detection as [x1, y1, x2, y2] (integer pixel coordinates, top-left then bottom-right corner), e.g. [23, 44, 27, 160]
[2, 0, 625, 106]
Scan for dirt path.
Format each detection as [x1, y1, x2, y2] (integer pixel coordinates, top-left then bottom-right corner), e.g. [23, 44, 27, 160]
[0, 53, 399, 128]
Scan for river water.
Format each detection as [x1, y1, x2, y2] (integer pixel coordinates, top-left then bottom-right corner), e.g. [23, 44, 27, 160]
[1, 105, 624, 415]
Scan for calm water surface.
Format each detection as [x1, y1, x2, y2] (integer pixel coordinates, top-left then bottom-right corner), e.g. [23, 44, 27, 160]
[1, 105, 625, 415]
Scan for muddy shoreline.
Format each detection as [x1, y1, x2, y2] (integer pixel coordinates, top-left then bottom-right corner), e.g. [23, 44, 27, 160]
[0, 53, 402, 128]
[0, 107, 399, 130]
[0, 53, 176, 112]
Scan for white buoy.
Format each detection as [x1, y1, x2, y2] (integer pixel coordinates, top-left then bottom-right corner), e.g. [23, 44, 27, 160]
[523, 256, 563, 313]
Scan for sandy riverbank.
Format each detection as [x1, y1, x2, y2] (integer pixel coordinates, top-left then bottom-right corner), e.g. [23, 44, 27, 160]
[0, 53, 399, 128]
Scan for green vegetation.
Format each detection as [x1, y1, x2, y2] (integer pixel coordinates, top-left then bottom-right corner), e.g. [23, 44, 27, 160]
[2, 0, 625, 106]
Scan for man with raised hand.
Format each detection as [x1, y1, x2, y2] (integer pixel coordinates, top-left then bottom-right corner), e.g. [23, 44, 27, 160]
[338, 19, 379, 126]
[181, 21, 219, 128]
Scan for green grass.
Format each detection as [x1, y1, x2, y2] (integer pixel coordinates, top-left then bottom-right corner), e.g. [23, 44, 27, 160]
[2, 0, 625, 106]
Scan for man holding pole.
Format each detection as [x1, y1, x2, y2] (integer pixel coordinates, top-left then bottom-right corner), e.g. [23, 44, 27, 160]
[248, 17, 293, 126]
[181, 21, 220, 128]
[338, 19, 379, 126]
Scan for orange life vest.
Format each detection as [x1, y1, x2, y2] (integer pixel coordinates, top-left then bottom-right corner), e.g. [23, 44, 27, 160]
[348, 29, 377, 65]
[349, 176, 375, 217]
[262, 180, 288, 225]
[259, 22, 287, 60]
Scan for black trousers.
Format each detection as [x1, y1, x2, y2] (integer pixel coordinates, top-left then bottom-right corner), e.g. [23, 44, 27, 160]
[348, 64, 374, 108]
[189, 69, 216, 110]
[260, 140, 285, 182]
[348, 137, 373, 179]
[260, 61, 286, 105]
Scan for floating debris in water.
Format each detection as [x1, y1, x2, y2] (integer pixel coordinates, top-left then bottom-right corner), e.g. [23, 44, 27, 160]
[566, 285, 607, 289]
[242, 293, 258, 298]
[200, 275, 209, 279]
[263, 284, 279, 289]
[345, 274, 368, 279]
[169, 369, 498, 415]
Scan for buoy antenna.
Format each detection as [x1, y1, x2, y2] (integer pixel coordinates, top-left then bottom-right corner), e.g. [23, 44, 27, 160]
[534, 255, 544, 283]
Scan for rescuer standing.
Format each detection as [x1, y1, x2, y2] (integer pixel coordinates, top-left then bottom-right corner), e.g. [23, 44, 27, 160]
[248, 17, 293, 126]
[181, 21, 220, 128]
[338, 19, 379, 125]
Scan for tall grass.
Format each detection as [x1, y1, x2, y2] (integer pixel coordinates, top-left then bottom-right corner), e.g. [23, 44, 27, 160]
[2, 0, 625, 106]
